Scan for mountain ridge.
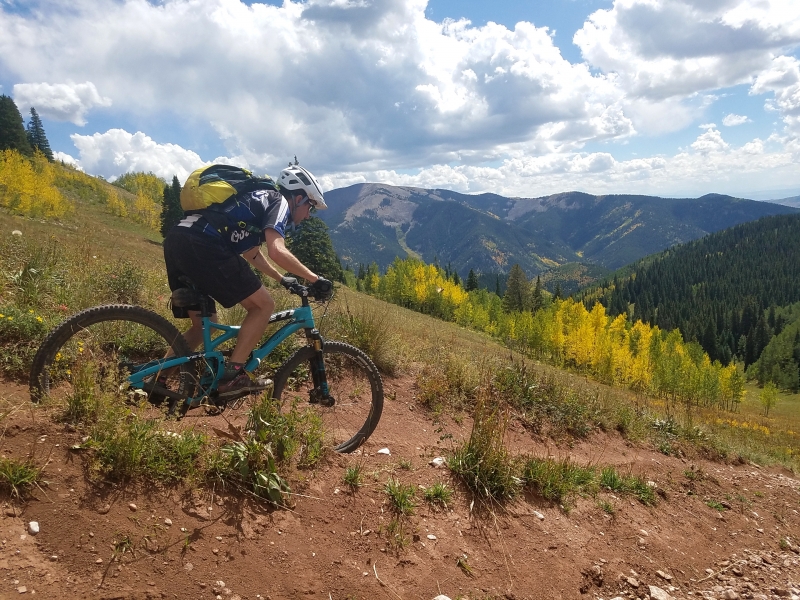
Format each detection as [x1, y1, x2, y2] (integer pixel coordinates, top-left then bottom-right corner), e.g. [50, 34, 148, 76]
[319, 184, 798, 281]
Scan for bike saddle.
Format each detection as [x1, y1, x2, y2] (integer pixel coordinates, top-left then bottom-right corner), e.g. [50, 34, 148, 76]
[171, 287, 207, 308]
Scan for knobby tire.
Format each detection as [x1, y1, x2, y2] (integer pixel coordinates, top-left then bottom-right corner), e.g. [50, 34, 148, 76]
[29, 304, 192, 410]
[272, 341, 384, 453]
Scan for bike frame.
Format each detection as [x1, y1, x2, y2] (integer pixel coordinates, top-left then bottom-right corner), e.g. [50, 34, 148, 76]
[128, 300, 321, 405]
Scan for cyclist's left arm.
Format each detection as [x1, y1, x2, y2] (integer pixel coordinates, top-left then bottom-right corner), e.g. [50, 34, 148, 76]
[264, 228, 318, 283]
[243, 247, 283, 282]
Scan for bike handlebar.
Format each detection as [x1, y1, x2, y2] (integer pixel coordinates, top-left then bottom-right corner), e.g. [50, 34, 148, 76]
[280, 276, 331, 302]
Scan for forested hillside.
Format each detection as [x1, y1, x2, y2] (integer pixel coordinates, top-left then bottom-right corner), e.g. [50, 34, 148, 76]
[577, 213, 800, 385]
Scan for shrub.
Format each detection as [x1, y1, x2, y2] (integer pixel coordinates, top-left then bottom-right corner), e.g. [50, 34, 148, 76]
[448, 388, 521, 502]
[324, 301, 401, 375]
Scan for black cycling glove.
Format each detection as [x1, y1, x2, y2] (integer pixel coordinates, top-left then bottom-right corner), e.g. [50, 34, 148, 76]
[309, 277, 333, 300]
[280, 276, 298, 290]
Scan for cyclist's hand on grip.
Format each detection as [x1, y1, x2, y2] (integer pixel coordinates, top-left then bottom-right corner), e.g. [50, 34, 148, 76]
[309, 277, 333, 300]
[280, 276, 298, 290]
[280, 276, 308, 296]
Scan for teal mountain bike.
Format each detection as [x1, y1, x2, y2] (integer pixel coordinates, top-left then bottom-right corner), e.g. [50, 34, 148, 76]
[29, 279, 384, 453]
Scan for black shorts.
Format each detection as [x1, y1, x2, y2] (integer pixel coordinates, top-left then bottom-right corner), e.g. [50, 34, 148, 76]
[163, 228, 263, 318]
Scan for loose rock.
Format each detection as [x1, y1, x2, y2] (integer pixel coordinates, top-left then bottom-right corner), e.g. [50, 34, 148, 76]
[429, 457, 446, 468]
[27, 522, 39, 535]
[377, 448, 391, 455]
[649, 585, 674, 600]
[128, 503, 137, 512]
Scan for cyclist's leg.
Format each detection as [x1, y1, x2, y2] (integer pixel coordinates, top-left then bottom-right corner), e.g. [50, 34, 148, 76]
[182, 310, 218, 351]
[229, 286, 274, 364]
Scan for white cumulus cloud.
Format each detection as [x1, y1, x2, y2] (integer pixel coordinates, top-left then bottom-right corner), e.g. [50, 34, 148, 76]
[722, 113, 751, 126]
[12, 81, 111, 125]
[71, 129, 218, 181]
[0, 0, 799, 197]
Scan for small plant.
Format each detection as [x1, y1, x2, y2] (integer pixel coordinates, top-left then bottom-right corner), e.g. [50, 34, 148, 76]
[424, 481, 453, 510]
[398, 458, 413, 471]
[599, 466, 623, 492]
[706, 499, 726, 511]
[343, 465, 363, 490]
[0, 457, 42, 498]
[684, 465, 705, 482]
[385, 516, 410, 550]
[221, 440, 291, 505]
[385, 478, 416, 516]
[597, 499, 615, 515]
[112, 533, 134, 559]
[456, 554, 473, 577]
[779, 537, 790, 550]
[523, 457, 596, 505]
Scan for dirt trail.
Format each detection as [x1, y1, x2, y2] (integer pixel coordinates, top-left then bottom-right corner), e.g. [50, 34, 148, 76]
[0, 377, 798, 600]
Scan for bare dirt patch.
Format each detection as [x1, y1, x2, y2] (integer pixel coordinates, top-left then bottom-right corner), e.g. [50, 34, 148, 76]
[0, 377, 798, 600]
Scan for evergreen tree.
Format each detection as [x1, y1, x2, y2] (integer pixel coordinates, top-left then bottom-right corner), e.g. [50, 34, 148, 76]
[553, 283, 563, 300]
[502, 264, 531, 313]
[160, 175, 183, 237]
[532, 275, 543, 312]
[25, 107, 53, 160]
[0, 95, 32, 156]
[465, 269, 479, 292]
[452, 270, 461, 286]
[286, 216, 343, 282]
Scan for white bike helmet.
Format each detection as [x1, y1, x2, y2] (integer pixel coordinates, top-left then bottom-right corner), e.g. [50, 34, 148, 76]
[278, 165, 327, 210]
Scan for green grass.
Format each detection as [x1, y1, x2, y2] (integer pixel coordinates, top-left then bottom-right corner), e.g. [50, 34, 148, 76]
[0, 457, 42, 498]
[423, 481, 453, 510]
[343, 465, 363, 490]
[448, 388, 521, 503]
[384, 478, 416, 515]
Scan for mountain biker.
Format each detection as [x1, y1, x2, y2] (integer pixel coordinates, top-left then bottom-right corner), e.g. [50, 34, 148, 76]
[163, 163, 333, 399]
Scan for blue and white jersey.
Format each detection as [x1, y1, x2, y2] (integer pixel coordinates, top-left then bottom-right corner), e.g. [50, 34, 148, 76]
[177, 189, 290, 255]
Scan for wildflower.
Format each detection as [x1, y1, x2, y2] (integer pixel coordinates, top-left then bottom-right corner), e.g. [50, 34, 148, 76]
[55, 352, 62, 361]
[36, 316, 43, 323]
[0, 314, 4, 319]
[28, 309, 34, 314]
[7, 316, 12, 321]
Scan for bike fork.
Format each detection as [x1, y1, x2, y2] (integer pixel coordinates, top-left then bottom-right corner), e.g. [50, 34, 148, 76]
[306, 329, 333, 406]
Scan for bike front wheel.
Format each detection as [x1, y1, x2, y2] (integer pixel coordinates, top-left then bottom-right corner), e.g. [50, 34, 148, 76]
[29, 304, 192, 410]
[272, 341, 384, 453]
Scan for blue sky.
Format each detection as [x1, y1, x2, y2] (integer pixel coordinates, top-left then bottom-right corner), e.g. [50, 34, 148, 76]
[1, 0, 799, 200]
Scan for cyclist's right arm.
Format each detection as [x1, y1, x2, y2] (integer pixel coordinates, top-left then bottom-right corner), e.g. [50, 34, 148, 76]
[264, 228, 319, 283]
[243, 247, 283, 282]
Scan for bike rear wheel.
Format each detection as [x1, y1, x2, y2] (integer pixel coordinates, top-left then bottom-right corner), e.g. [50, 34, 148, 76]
[29, 305, 192, 410]
[272, 341, 384, 453]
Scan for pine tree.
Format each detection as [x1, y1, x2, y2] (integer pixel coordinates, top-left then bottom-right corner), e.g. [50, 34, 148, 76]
[286, 216, 343, 282]
[160, 175, 183, 237]
[25, 107, 53, 160]
[532, 275, 543, 312]
[502, 264, 531, 313]
[0, 95, 33, 156]
[465, 269, 479, 292]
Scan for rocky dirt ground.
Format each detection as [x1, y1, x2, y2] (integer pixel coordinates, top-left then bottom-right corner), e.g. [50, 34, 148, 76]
[0, 376, 798, 600]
